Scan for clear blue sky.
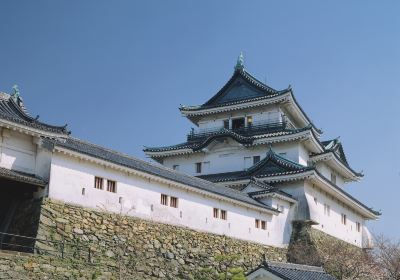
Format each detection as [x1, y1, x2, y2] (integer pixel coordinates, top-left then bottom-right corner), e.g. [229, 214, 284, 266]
[1, 1, 399, 238]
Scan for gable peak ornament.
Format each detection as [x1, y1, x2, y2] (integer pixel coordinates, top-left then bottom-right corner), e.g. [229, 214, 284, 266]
[11, 85, 20, 99]
[235, 52, 245, 70]
[11, 85, 23, 106]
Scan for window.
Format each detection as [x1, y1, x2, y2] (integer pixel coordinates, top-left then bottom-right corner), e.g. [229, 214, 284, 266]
[170, 196, 178, 208]
[220, 210, 227, 220]
[324, 204, 331, 216]
[246, 116, 253, 126]
[195, 162, 202, 173]
[94, 177, 103, 190]
[255, 219, 260, 228]
[213, 208, 219, 218]
[331, 173, 337, 184]
[161, 194, 168, 205]
[244, 157, 252, 169]
[253, 156, 261, 164]
[232, 118, 245, 130]
[213, 208, 227, 220]
[356, 222, 361, 232]
[261, 221, 266, 230]
[81, 188, 85, 195]
[107, 180, 117, 193]
[341, 213, 347, 225]
[278, 152, 287, 157]
[172, 165, 179, 171]
[223, 119, 229, 129]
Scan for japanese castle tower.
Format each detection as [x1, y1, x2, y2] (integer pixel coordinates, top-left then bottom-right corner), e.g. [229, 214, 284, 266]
[144, 54, 380, 247]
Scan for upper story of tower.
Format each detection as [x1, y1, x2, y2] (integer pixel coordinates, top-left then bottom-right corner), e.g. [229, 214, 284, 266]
[144, 56, 363, 185]
[179, 55, 322, 139]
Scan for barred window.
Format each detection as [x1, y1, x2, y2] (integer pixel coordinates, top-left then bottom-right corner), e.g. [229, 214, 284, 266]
[255, 219, 260, 228]
[253, 156, 260, 164]
[220, 210, 227, 220]
[107, 180, 117, 193]
[356, 222, 361, 232]
[170, 196, 178, 208]
[195, 162, 202, 173]
[341, 213, 347, 225]
[261, 221, 266, 230]
[213, 208, 219, 218]
[94, 177, 103, 190]
[161, 194, 168, 206]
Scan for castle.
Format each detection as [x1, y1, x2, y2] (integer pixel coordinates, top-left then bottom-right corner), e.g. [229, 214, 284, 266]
[0, 56, 379, 249]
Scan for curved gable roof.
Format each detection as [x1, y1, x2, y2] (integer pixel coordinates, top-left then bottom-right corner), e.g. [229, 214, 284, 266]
[0, 92, 70, 136]
[202, 68, 286, 107]
[247, 148, 312, 177]
[198, 148, 312, 183]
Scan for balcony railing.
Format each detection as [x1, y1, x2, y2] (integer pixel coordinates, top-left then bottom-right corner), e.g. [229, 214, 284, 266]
[187, 119, 290, 142]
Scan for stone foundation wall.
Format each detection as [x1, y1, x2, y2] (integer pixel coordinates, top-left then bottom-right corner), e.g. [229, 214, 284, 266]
[0, 199, 287, 279]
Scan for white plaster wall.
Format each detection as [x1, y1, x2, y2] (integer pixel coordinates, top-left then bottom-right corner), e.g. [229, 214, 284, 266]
[304, 182, 364, 247]
[48, 153, 287, 247]
[34, 147, 52, 180]
[163, 141, 303, 176]
[272, 181, 309, 222]
[0, 129, 53, 179]
[0, 129, 36, 174]
[315, 162, 345, 188]
[243, 183, 296, 246]
[298, 143, 309, 166]
[261, 197, 294, 246]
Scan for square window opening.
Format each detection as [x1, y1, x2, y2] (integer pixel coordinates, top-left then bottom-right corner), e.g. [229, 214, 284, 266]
[107, 180, 117, 193]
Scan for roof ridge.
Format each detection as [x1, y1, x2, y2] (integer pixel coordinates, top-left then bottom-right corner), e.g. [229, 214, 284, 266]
[241, 69, 280, 94]
[246, 148, 308, 174]
[266, 261, 325, 272]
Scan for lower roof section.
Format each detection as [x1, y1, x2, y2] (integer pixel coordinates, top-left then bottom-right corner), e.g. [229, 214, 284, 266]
[198, 154, 380, 219]
[247, 261, 337, 280]
[0, 167, 47, 187]
[143, 125, 318, 160]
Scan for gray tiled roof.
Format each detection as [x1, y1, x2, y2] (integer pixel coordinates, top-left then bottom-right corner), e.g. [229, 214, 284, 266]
[53, 138, 278, 213]
[144, 126, 311, 153]
[0, 92, 69, 135]
[180, 68, 289, 111]
[248, 261, 337, 280]
[246, 179, 295, 200]
[318, 138, 362, 177]
[0, 167, 47, 187]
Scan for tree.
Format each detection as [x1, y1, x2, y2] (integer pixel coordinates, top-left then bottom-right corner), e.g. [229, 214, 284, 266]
[288, 236, 381, 280]
[372, 235, 400, 280]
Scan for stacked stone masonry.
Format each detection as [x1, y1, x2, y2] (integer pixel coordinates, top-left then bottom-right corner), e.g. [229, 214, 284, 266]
[0, 199, 286, 279]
